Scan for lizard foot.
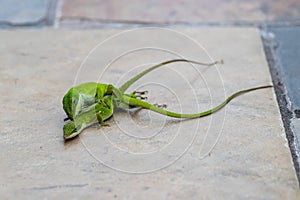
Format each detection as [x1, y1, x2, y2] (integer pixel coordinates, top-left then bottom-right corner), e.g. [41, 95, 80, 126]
[133, 90, 148, 100]
[154, 103, 167, 109]
[101, 123, 110, 127]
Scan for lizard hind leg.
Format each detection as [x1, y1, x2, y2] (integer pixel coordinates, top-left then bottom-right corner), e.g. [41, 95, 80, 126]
[132, 90, 148, 100]
[120, 90, 148, 109]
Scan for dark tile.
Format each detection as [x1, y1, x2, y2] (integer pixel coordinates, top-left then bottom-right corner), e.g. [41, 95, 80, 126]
[0, 0, 49, 26]
[271, 27, 300, 114]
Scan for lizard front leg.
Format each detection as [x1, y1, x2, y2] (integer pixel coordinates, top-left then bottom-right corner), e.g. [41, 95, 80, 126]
[96, 112, 110, 127]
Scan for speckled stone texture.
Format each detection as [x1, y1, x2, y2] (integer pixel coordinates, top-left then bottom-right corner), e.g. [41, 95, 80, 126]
[61, 0, 300, 23]
[0, 28, 299, 199]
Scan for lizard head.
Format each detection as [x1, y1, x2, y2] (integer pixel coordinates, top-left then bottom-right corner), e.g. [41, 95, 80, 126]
[63, 121, 80, 140]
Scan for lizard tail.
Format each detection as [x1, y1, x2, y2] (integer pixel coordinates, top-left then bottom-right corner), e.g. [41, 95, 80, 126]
[123, 85, 273, 119]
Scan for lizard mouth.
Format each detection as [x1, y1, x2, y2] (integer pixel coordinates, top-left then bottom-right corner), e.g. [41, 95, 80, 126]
[63, 122, 79, 140]
[64, 131, 79, 140]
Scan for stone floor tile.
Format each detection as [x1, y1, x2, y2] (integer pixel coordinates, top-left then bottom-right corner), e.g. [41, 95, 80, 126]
[0, 28, 298, 199]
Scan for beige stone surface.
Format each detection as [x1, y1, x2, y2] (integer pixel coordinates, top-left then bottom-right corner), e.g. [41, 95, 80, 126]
[0, 28, 299, 199]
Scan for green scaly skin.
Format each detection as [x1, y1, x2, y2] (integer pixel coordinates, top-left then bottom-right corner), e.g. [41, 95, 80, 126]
[62, 82, 113, 121]
[63, 96, 113, 139]
[123, 85, 273, 118]
[62, 58, 272, 140]
[118, 59, 220, 93]
[63, 59, 220, 139]
[62, 59, 220, 121]
[63, 85, 272, 139]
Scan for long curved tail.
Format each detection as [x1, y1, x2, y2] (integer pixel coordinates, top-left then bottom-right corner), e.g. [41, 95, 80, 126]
[123, 85, 273, 118]
[119, 59, 221, 93]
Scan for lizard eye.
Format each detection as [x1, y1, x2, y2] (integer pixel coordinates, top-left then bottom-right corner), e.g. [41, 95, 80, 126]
[73, 99, 78, 104]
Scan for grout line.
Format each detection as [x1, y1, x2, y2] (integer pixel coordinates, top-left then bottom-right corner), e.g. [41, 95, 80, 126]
[54, 0, 63, 29]
[1, 14, 300, 29]
[45, 0, 60, 27]
[57, 18, 300, 29]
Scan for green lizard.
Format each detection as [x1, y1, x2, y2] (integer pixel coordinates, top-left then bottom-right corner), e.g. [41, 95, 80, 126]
[62, 59, 272, 140]
[63, 59, 220, 139]
[62, 59, 219, 121]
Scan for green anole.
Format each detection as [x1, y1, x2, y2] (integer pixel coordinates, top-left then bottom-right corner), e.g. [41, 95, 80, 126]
[62, 59, 272, 140]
